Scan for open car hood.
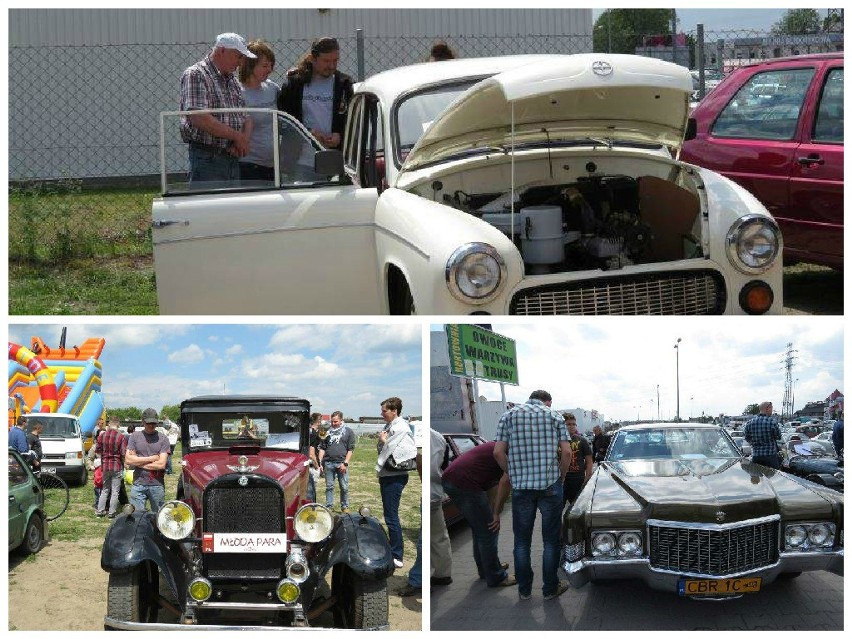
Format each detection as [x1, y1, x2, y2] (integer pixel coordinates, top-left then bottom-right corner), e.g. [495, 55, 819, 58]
[400, 53, 692, 173]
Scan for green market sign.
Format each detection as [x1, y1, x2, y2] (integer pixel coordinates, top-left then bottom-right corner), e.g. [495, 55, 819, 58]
[445, 324, 519, 385]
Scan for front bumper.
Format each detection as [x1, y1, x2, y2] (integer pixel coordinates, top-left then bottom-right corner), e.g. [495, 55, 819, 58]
[562, 549, 844, 594]
[103, 617, 391, 631]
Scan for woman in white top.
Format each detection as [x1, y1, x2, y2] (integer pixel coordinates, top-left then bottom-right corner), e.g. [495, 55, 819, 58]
[238, 40, 281, 183]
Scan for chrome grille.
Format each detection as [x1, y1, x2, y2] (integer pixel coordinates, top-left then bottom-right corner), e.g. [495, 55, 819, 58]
[203, 477, 284, 580]
[510, 271, 726, 315]
[649, 519, 779, 576]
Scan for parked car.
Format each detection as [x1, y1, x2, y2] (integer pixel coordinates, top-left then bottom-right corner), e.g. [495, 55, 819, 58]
[154, 54, 782, 315]
[561, 423, 844, 598]
[780, 438, 843, 492]
[101, 396, 393, 630]
[682, 53, 843, 268]
[24, 412, 88, 486]
[440, 433, 487, 526]
[8, 449, 47, 555]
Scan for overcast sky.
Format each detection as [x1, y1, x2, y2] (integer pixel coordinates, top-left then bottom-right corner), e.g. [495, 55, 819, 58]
[590, 7, 832, 34]
[432, 318, 843, 423]
[9, 324, 422, 418]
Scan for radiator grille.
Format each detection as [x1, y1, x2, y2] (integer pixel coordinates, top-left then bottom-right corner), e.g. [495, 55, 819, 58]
[203, 478, 285, 579]
[649, 520, 779, 576]
[510, 271, 726, 315]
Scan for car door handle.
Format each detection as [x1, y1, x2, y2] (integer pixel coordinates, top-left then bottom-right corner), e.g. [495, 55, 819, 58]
[797, 154, 825, 166]
[152, 219, 190, 229]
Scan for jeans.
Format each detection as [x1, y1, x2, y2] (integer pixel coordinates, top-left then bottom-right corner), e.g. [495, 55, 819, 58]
[562, 473, 584, 509]
[323, 461, 350, 509]
[188, 145, 239, 187]
[429, 499, 452, 580]
[379, 473, 409, 560]
[130, 483, 166, 513]
[408, 527, 422, 588]
[239, 161, 275, 183]
[512, 480, 563, 597]
[752, 453, 781, 469]
[306, 468, 318, 503]
[442, 480, 506, 586]
[97, 469, 124, 514]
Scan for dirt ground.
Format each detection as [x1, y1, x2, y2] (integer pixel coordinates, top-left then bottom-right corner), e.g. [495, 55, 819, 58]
[8, 537, 421, 631]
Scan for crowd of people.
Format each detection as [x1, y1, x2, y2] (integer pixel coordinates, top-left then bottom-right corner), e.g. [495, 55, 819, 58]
[179, 32, 457, 185]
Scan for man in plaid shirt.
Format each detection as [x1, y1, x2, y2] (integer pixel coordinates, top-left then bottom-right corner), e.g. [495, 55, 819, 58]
[743, 401, 781, 469]
[180, 33, 256, 185]
[494, 390, 572, 601]
[95, 418, 127, 518]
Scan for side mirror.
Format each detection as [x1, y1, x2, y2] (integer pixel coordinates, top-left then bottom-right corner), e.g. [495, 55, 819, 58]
[684, 118, 698, 141]
[314, 150, 344, 177]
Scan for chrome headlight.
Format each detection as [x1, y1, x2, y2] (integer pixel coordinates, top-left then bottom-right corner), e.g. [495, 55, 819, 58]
[591, 532, 616, 556]
[617, 531, 643, 557]
[294, 504, 334, 543]
[445, 243, 506, 304]
[785, 522, 835, 550]
[286, 546, 310, 584]
[592, 530, 643, 558]
[156, 500, 195, 540]
[726, 215, 781, 274]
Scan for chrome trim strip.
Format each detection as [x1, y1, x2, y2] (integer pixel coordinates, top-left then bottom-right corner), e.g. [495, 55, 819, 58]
[646, 514, 780, 532]
[103, 616, 389, 631]
[154, 222, 377, 246]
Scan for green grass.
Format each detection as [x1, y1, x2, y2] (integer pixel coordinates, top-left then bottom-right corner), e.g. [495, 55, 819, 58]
[44, 437, 422, 563]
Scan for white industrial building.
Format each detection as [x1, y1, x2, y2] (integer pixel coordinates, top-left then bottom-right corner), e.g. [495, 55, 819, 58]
[9, 8, 592, 181]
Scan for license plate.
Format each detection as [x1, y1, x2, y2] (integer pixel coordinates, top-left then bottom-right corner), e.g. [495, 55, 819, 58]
[42, 466, 57, 474]
[678, 577, 761, 596]
[201, 533, 287, 553]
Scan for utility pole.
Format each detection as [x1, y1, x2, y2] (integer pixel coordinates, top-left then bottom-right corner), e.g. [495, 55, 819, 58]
[657, 384, 660, 421]
[781, 343, 797, 420]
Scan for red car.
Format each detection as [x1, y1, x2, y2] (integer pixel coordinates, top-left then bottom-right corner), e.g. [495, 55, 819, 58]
[682, 53, 843, 268]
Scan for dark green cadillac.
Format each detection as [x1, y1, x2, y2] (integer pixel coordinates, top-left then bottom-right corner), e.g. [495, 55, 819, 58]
[561, 423, 843, 599]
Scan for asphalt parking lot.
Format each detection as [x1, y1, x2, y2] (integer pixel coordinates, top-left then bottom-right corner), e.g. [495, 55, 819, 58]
[431, 510, 843, 631]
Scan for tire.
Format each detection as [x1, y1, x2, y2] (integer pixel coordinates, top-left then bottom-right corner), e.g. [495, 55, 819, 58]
[37, 472, 70, 521]
[106, 562, 159, 625]
[332, 566, 388, 629]
[20, 513, 44, 555]
[78, 465, 89, 487]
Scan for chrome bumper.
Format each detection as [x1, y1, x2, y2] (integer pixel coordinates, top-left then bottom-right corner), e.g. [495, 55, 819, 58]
[562, 548, 844, 592]
[103, 616, 389, 631]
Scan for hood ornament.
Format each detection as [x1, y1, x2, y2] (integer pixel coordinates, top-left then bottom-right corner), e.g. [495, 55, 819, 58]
[227, 454, 259, 474]
[715, 511, 726, 523]
[592, 60, 613, 77]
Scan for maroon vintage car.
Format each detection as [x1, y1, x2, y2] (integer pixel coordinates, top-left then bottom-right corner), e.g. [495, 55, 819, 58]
[682, 53, 843, 268]
[101, 396, 393, 630]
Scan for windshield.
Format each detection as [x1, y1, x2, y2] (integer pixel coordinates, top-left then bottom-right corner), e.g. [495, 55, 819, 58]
[787, 440, 836, 457]
[608, 427, 740, 461]
[394, 79, 481, 164]
[29, 416, 79, 438]
[183, 410, 305, 453]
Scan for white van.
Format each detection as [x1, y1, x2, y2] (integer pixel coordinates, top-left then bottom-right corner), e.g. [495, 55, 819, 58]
[26, 413, 88, 486]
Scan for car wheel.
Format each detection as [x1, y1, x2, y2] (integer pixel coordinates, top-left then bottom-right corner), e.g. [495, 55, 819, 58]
[106, 561, 159, 625]
[20, 513, 44, 555]
[331, 565, 388, 629]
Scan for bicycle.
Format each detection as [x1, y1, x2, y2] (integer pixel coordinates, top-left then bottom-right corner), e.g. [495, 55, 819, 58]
[33, 467, 70, 522]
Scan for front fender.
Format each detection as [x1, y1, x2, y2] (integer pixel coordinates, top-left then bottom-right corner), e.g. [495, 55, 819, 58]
[100, 511, 187, 608]
[315, 514, 394, 580]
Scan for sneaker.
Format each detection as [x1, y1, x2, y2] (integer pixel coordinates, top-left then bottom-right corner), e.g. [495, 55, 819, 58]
[107, 512, 118, 519]
[519, 593, 532, 601]
[396, 584, 420, 597]
[341, 507, 350, 514]
[543, 581, 570, 600]
[430, 576, 452, 586]
[95, 511, 107, 517]
[393, 558, 404, 569]
[500, 561, 510, 571]
[494, 575, 517, 587]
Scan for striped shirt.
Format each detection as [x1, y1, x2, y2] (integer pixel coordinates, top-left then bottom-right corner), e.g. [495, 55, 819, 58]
[495, 399, 569, 490]
[95, 428, 127, 473]
[179, 54, 246, 148]
[743, 414, 781, 457]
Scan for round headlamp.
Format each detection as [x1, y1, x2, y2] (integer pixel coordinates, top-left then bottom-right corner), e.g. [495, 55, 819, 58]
[726, 215, 781, 274]
[785, 524, 807, 548]
[617, 532, 642, 556]
[592, 532, 616, 556]
[156, 500, 196, 540]
[446, 243, 506, 304]
[277, 579, 301, 604]
[294, 504, 334, 543]
[807, 523, 833, 546]
[188, 577, 212, 602]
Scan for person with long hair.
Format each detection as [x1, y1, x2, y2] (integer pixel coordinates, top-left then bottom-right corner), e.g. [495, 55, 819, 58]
[238, 40, 281, 182]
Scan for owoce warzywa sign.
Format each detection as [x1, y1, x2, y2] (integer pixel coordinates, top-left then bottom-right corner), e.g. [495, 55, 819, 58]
[445, 324, 519, 385]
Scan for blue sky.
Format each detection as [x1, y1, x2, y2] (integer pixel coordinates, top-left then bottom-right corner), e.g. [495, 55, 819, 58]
[432, 318, 843, 423]
[8, 324, 422, 419]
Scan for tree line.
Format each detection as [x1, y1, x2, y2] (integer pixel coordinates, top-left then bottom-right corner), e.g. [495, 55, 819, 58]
[107, 405, 181, 422]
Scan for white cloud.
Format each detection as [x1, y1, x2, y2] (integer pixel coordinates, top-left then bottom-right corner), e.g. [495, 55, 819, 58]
[168, 344, 205, 365]
[225, 344, 244, 357]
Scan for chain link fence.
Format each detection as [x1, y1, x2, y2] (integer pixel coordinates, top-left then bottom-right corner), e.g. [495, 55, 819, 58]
[8, 27, 841, 265]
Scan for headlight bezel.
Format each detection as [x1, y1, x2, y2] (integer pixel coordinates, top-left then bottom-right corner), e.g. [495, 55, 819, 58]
[726, 214, 782, 275]
[445, 242, 507, 304]
[293, 503, 334, 543]
[784, 521, 836, 550]
[591, 529, 644, 559]
[156, 500, 196, 540]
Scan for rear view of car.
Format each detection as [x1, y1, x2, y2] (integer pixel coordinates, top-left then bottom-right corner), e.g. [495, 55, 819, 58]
[682, 53, 843, 268]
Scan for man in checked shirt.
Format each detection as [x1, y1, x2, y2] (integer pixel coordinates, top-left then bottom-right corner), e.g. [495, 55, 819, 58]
[180, 33, 256, 185]
[743, 401, 781, 469]
[95, 417, 127, 518]
[494, 390, 572, 601]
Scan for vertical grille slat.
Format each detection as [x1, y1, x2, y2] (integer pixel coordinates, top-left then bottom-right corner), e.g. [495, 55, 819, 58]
[649, 520, 779, 576]
[510, 270, 727, 315]
[203, 479, 285, 580]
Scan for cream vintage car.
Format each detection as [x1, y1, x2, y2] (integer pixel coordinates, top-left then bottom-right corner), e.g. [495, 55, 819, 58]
[153, 54, 783, 315]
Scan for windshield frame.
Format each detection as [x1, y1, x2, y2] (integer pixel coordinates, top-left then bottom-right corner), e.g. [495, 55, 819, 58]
[606, 426, 741, 462]
[181, 407, 308, 454]
[28, 415, 80, 438]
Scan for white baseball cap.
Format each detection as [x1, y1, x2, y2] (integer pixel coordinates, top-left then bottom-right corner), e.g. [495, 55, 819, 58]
[214, 33, 257, 58]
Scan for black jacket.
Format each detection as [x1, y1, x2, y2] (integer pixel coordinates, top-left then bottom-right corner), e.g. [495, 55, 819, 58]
[277, 69, 354, 148]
